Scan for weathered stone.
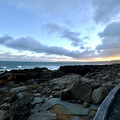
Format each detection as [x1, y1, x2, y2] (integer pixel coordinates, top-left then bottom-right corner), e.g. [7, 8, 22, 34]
[47, 98, 90, 116]
[10, 95, 19, 103]
[115, 79, 120, 83]
[10, 86, 27, 93]
[88, 110, 96, 119]
[72, 116, 81, 120]
[83, 102, 90, 108]
[0, 110, 7, 120]
[53, 91, 61, 98]
[33, 97, 45, 104]
[90, 83, 101, 90]
[10, 93, 33, 120]
[67, 81, 92, 102]
[51, 74, 81, 87]
[36, 87, 43, 93]
[92, 87, 109, 104]
[51, 104, 70, 114]
[101, 75, 110, 80]
[33, 93, 41, 97]
[90, 104, 99, 111]
[17, 93, 24, 99]
[117, 73, 120, 76]
[0, 103, 10, 110]
[60, 89, 72, 100]
[28, 111, 57, 120]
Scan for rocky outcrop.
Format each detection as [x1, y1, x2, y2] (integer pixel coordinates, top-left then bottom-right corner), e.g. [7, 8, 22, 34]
[0, 91, 33, 120]
[92, 87, 109, 104]
[0, 64, 120, 120]
[61, 81, 92, 103]
[10, 86, 27, 93]
[0, 67, 64, 85]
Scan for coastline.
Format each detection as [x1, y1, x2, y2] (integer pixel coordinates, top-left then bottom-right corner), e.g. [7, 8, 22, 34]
[0, 60, 119, 72]
[0, 64, 120, 120]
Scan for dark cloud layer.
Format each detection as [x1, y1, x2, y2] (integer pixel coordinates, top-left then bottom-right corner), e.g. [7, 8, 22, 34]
[91, 0, 120, 23]
[0, 35, 94, 59]
[0, 35, 13, 44]
[97, 22, 120, 57]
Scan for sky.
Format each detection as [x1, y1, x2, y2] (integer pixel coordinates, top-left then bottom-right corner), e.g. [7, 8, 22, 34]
[0, 0, 120, 62]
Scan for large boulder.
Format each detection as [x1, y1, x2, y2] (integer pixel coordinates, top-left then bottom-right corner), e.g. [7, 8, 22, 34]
[92, 87, 109, 104]
[61, 81, 92, 103]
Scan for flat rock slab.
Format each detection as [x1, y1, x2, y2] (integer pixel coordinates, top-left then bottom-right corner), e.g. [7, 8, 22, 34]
[10, 86, 27, 93]
[33, 97, 45, 104]
[28, 111, 57, 120]
[31, 104, 49, 113]
[47, 98, 89, 116]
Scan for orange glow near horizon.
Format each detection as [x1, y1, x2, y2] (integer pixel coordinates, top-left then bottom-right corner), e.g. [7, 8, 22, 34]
[93, 56, 120, 62]
[50, 56, 120, 62]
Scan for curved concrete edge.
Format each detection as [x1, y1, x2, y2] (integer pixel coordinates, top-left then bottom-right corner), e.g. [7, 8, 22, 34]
[93, 83, 120, 120]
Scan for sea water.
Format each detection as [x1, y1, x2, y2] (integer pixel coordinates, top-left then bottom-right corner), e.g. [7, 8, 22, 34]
[0, 61, 111, 71]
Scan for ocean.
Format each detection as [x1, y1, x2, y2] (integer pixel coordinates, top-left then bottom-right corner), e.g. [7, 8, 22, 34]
[0, 61, 113, 71]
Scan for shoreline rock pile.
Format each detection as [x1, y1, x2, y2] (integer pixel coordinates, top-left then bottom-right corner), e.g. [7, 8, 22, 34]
[0, 64, 120, 120]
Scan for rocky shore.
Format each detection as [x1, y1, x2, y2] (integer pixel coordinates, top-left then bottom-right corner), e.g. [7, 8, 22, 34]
[0, 64, 120, 120]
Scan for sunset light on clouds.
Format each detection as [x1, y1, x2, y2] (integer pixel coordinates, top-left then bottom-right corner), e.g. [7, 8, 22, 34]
[0, 0, 120, 62]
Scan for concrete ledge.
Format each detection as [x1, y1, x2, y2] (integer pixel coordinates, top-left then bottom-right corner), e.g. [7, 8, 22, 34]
[93, 83, 120, 120]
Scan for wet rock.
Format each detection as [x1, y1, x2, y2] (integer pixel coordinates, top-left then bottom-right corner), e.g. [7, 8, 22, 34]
[10, 86, 27, 93]
[92, 87, 109, 104]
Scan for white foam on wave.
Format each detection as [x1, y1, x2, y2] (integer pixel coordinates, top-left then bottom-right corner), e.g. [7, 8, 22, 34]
[17, 66, 22, 68]
[1, 66, 6, 69]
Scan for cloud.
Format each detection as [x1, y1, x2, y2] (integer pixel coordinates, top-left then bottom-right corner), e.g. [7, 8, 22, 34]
[91, 0, 120, 23]
[0, 35, 12, 44]
[0, 35, 95, 59]
[97, 22, 120, 57]
[45, 23, 87, 47]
